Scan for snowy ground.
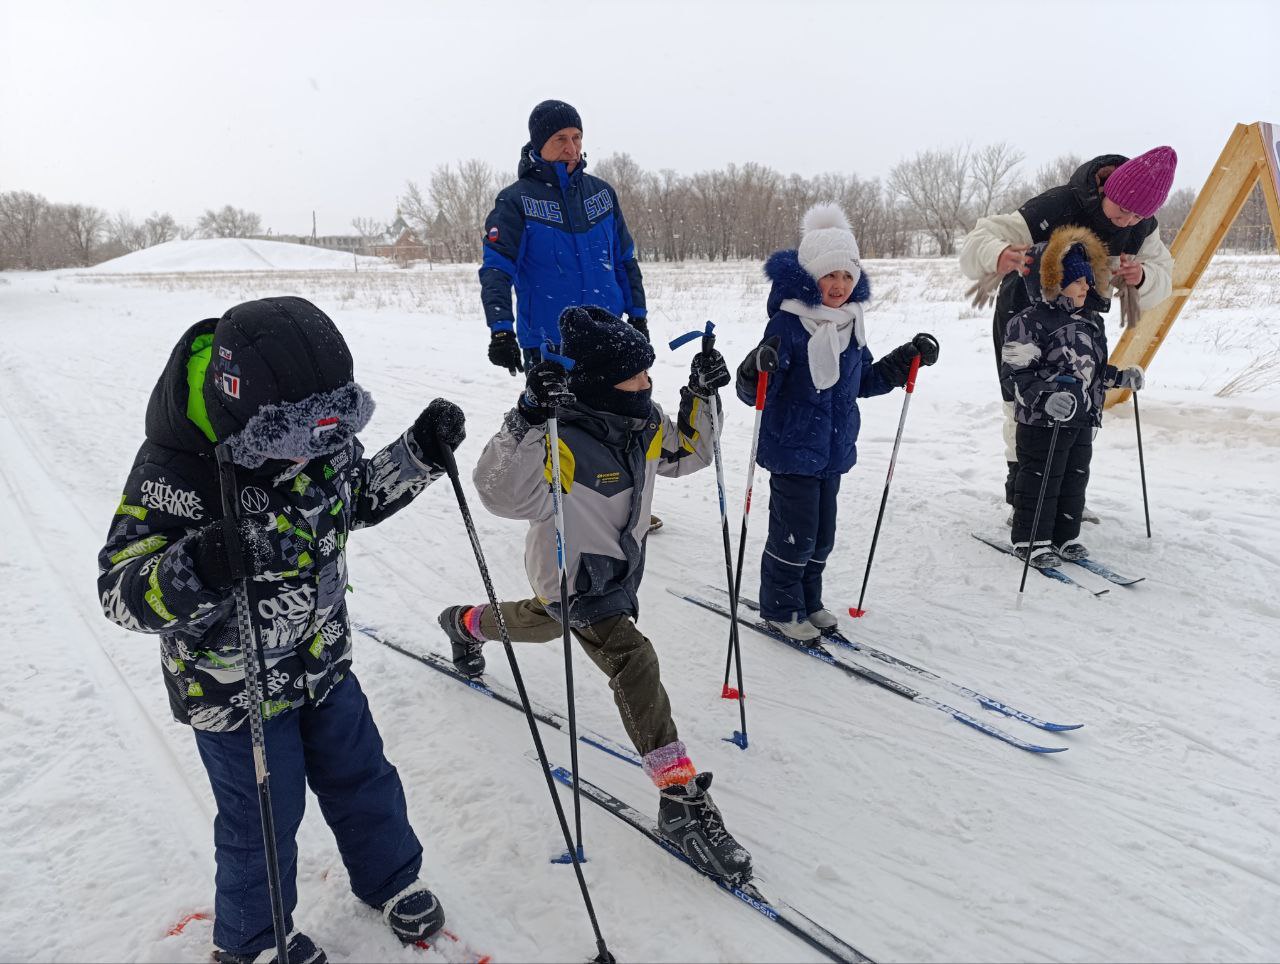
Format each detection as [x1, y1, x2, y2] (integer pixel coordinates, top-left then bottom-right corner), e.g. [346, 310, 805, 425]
[2, 246, 1279, 963]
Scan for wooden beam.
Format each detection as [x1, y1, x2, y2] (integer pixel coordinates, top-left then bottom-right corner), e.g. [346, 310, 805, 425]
[1106, 123, 1277, 407]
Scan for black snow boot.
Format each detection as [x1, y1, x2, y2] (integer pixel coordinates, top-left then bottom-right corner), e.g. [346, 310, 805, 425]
[1015, 542, 1062, 569]
[658, 772, 752, 884]
[438, 606, 485, 677]
[213, 931, 326, 964]
[382, 880, 446, 944]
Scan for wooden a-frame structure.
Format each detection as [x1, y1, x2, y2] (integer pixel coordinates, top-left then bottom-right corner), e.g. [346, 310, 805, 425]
[1106, 121, 1280, 407]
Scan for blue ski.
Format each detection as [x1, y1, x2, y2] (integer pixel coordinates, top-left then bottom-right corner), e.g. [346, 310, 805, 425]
[542, 758, 875, 964]
[358, 624, 643, 768]
[708, 586, 1082, 733]
[669, 589, 1068, 754]
[970, 533, 1109, 596]
[1066, 556, 1144, 586]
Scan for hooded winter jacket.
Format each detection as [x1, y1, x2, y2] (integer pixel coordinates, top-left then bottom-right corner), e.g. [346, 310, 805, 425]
[736, 249, 900, 478]
[960, 154, 1174, 329]
[473, 388, 715, 626]
[97, 315, 439, 732]
[1001, 227, 1125, 429]
[480, 145, 646, 349]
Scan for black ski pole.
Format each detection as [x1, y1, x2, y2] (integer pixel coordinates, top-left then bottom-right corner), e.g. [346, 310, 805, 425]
[1018, 418, 1063, 600]
[432, 426, 615, 964]
[539, 342, 587, 863]
[214, 445, 290, 964]
[1133, 391, 1151, 538]
[849, 336, 935, 618]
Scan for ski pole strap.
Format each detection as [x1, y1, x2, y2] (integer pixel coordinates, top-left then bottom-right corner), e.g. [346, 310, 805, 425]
[541, 340, 576, 371]
[667, 319, 715, 353]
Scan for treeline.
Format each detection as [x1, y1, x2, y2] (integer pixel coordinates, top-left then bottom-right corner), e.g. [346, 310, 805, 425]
[3, 145, 1276, 270]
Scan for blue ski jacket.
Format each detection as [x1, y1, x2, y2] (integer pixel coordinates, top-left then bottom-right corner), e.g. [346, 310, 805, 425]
[480, 145, 646, 349]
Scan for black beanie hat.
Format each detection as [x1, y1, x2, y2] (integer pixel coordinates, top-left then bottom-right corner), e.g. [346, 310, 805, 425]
[204, 296, 375, 467]
[529, 99, 582, 154]
[559, 306, 654, 388]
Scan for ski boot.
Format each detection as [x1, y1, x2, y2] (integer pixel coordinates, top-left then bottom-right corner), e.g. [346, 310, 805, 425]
[437, 606, 486, 677]
[1056, 541, 1089, 562]
[1015, 542, 1062, 569]
[764, 614, 821, 642]
[383, 880, 446, 945]
[807, 609, 839, 632]
[213, 931, 326, 964]
[658, 772, 752, 884]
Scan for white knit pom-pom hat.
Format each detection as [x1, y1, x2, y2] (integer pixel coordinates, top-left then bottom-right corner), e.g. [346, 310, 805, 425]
[798, 202, 862, 284]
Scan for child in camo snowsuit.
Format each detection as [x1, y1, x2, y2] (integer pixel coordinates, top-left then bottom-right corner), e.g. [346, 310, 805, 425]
[1001, 226, 1145, 568]
[96, 297, 465, 963]
[438, 305, 753, 885]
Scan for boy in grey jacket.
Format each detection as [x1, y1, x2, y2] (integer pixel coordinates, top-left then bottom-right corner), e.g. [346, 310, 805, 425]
[439, 305, 752, 884]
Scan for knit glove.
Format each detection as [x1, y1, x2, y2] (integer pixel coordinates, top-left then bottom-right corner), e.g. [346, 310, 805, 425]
[517, 361, 572, 425]
[410, 398, 466, 469]
[1113, 366, 1144, 391]
[735, 336, 781, 399]
[1044, 391, 1077, 421]
[488, 330, 523, 375]
[688, 348, 730, 398]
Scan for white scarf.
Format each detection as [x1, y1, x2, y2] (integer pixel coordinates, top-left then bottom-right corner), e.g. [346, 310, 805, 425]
[779, 298, 865, 390]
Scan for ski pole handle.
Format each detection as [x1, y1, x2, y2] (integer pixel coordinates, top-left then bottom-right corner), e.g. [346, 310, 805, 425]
[905, 354, 922, 393]
[541, 340, 576, 371]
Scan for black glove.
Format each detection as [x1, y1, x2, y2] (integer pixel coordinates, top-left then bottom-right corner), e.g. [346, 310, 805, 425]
[188, 519, 258, 591]
[627, 315, 650, 343]
[487, 330, 523, 374]
[410, 398, 466, 469]
[735, 336, 781, 399]
[912, 332, 940, 366]
[688, 348, 730, 397]
[517, 361, 573, 425]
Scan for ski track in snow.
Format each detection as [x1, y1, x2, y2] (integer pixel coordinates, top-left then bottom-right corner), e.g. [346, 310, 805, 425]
[1, 256, 1278, 962]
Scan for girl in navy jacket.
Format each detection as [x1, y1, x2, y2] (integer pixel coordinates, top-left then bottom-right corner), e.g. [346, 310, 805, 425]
[736, 205, 938, 641]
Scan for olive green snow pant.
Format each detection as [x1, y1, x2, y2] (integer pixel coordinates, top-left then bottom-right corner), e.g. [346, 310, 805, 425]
[478, 598, 679, 757]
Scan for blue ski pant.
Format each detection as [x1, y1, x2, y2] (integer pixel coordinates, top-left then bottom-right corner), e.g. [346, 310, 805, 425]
[193, 671, 422, 956]
[759, 473, 842, 622]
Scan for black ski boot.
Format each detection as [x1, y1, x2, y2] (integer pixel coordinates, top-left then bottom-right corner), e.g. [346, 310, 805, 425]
[658, 772, 752, 884]
[437, 606, 485, 677]
[1015, 542, 1062, 569]
[382, 880, 446, 944]
[213, 931, 326, 964]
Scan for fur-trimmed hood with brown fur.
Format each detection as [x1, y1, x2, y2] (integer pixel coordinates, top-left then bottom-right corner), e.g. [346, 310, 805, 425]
[1022, 225, 1112, 303]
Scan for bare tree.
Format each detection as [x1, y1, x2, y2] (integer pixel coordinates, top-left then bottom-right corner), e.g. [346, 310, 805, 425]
[351, 216, 384, 241]
[1030, 153, 1082, 195]
[969, 141, 1026, 220]
[59, 203, 109, 265]
[197, 204, 263, 238]
[143, 212, 179, 247]
[0, 190, 50, 268]
[108, 211, 146, 253]
[889, 146, 974, 255]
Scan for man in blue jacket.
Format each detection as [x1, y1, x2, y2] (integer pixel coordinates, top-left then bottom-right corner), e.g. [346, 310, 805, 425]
[480, 100, 648, 374]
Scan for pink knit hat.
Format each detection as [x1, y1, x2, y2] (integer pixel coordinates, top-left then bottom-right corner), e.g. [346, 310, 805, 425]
[1102, 146, 1178, 219]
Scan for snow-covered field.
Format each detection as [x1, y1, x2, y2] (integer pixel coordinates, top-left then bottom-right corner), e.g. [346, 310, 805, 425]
[2, 242, 1279, 963]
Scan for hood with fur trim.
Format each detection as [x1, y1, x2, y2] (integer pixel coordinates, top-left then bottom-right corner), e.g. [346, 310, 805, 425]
[1026, 224, 1111, 303]
[764, 248, 871, 317]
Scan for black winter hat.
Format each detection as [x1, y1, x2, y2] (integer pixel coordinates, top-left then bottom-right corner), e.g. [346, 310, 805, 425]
[559, 306, 654, 387]
[529, 99, 582, 154]
[204, 296, 375, 467]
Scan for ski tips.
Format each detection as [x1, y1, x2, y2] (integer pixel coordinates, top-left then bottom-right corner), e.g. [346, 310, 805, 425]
[848, 607, 867, 618]
[721, 683, 740, 700]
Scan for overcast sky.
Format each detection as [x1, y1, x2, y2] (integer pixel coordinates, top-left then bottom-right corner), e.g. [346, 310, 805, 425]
[3, 0, 1278, 236]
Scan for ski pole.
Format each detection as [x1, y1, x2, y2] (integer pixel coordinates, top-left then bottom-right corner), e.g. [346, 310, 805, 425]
[1018, 416, 1062, 600]
[1133, 391, 1151, 538]
[432, 423, 615, 964]
[723, 340, 778, 700]
[214, 445, 290, 964]
[670, 322, 747, 749]
[849, 334, 937, 618]
[539, 342, 588, 862]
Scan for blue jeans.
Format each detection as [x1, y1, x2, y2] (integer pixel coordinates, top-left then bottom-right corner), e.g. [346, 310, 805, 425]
[193, 672, 422, 956]
[760, 473, 842, 621]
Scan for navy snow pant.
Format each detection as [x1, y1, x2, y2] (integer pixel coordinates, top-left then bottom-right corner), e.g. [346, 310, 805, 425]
[760, 473, 842, 622]
[193, 672, 422, 956]
[1010, 423, 1093, 547]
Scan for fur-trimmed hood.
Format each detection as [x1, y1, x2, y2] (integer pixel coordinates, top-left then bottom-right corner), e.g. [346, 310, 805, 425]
[764, 248, 871, 316]
[1023, 225, 1111, 303]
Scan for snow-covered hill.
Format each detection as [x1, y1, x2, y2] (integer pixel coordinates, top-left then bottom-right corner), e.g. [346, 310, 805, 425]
[1, 258, 1277, 963]
[82, 237, 383, 274]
